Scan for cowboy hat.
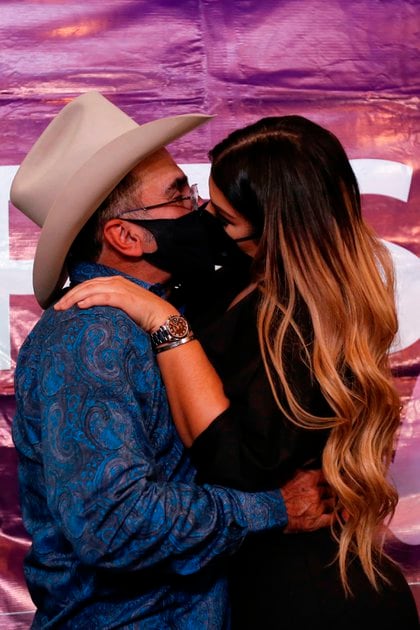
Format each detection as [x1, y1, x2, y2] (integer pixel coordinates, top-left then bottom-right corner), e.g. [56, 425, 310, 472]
[10, 91, 211, 308]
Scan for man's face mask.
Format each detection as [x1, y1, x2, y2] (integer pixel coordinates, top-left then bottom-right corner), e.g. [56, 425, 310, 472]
[124, 205, 253, 282]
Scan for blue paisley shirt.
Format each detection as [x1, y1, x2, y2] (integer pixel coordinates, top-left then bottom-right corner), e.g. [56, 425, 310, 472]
[13, 262, 287, 629]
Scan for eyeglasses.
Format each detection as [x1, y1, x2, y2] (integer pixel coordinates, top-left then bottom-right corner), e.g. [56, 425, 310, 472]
[117, 183, 199, 217]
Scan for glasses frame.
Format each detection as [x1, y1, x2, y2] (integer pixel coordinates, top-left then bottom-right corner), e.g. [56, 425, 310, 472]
[117, 183, 199, 217]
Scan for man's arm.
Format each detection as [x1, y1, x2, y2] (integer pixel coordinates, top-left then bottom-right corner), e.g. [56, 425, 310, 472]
[33, 308, 291, 576]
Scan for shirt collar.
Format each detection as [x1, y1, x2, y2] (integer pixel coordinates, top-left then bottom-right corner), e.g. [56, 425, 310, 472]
[69, 261, 168, 298]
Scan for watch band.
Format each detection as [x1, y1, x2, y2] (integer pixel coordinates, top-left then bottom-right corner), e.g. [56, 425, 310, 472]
[154, 335, 196, 354]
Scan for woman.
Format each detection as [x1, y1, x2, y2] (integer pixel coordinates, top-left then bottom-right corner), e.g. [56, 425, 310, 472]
[56, 116, 418, 628]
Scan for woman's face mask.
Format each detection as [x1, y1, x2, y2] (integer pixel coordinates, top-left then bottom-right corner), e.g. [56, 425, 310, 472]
[125, 205, 253, 282]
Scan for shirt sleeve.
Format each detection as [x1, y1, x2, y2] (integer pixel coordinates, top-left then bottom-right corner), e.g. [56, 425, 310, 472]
[35, 308, 287, 576]
[189, 363, 328, 492]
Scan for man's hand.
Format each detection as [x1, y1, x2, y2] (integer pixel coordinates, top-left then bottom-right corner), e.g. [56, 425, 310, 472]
[281, 469, 335, 533]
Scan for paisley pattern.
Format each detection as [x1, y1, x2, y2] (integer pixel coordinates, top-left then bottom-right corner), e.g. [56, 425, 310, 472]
[12, 262, 287, 629]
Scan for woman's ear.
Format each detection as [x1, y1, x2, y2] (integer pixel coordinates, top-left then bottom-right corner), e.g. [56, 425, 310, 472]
[102, 219, 157, 257]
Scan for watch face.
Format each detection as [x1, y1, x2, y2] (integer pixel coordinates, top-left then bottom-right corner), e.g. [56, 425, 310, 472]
[167, 315, 189, 339]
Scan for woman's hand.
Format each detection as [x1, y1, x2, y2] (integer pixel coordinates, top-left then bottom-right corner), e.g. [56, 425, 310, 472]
[55, 275, 229, 447]
[54, 276, 178, 333]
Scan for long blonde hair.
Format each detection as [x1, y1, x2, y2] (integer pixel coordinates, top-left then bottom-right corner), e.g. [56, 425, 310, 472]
[210, 116, 400, 593]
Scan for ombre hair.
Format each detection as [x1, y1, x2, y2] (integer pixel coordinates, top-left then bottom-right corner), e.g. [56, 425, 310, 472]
[209, 116, 400, 594]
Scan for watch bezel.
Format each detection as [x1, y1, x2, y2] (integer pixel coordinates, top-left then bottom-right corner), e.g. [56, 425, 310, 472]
[166, 315, 190, 339]
[151, 315, 192, 349]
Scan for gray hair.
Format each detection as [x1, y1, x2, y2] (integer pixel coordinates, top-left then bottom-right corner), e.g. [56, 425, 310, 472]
[68, 168, 142, 263]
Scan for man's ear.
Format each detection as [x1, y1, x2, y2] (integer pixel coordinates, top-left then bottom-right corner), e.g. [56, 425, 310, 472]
[102, 219, 156, 257]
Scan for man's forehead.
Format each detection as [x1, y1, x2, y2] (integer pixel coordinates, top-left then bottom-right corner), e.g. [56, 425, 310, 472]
[133, 148, 186, 186]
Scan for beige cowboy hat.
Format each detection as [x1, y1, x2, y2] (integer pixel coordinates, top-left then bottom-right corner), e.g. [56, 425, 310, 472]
[10, 91, 211, 308]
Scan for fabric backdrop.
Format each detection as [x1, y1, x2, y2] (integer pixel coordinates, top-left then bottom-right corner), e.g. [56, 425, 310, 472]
[0, 1, 419, 627]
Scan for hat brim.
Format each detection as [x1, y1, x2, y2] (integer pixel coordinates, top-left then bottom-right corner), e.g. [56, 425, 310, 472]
[33, 113, 211, 308]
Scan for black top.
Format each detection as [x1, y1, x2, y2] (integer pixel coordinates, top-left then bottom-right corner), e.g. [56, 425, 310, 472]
[190, 290, 418, 630]
[191, 289, 329, 491]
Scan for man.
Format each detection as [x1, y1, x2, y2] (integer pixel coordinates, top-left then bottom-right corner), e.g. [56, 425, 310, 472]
[11, 92, 331, 628]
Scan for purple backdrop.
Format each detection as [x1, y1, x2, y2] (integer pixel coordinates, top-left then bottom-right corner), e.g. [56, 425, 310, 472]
[0, 1, 419, 627]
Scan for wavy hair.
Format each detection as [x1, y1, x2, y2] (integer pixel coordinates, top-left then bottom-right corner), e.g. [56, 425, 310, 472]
[209, 116, 400, 593]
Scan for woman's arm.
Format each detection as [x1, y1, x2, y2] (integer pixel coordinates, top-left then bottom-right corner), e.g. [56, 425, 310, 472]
[156, 339, 229, 446]
[55, 276, 228, 446]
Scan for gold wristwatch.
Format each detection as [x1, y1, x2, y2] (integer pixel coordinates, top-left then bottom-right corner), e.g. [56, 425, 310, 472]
[150, 315, 194, 351]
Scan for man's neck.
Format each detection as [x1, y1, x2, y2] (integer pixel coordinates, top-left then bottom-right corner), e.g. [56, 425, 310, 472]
[97, 251, 171, 286]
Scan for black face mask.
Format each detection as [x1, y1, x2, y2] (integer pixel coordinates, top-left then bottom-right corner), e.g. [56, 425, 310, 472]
[126, 206, 253, 283]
